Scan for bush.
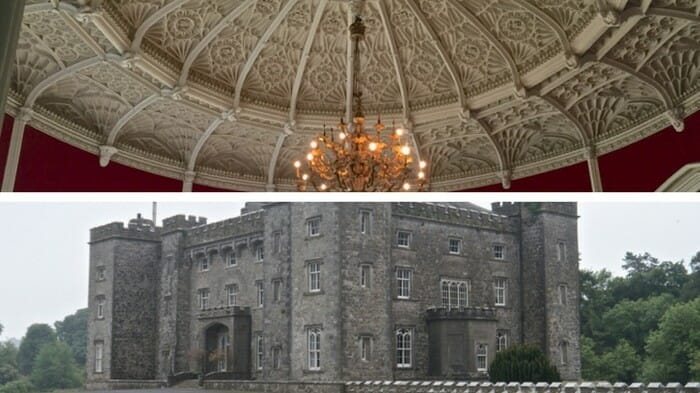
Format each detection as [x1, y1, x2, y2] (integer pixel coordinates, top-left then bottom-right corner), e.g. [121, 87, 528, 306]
[489, 345, 561, 383]
[0, 378, 34, 393]
[29, 342, 82, 391]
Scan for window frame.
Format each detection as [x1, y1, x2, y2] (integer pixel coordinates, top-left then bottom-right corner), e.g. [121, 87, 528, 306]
[256, 281, 264, 307]
[272, 279, 282, 302]
[360, 336, 372, 362]
[559, 284, 568, 305]
[96, 296, 105, 319]
[255, 245, 264, 262]
[448, 238, 462, 255]
[273, 231, 282, 254]
[308, 262, 321, 293]
[441, 279, 469, 309]
[198, 288, 210, 310]
[476, 343, 488, 371]
[557, 241, 567, 262]
[96, 266, 106, 281]
[308, 328, 321, 371]
[360, 210, 372, 234]
[199, 256, 210, 272]
[492, 244, 505, 260]
[256, 335, 264, 370]
[560, 341, 569, 365]
[396, 231, 411, 249]
[496, 330, 508, 352]
[396, 268, 412, 299]
[226, 250, 237, 268]
[226, 284, 238, 307]
[271, 346, 281, 370]
[494, 278, 507, 306]
[94, 341, 104, 373]
[307, 217, 321, 237]
[360, 264, 371, 288]
[396, 328, 413, 368]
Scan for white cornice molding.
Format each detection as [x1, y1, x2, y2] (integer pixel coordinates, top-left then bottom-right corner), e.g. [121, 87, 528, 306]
[657, 163, 700, 192]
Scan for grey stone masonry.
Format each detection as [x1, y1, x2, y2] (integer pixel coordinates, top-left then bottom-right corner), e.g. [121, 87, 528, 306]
[86, 202, 581, 387]
[345, 381, 700, 393]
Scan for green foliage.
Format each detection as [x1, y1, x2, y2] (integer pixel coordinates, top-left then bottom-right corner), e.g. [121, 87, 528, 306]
[489, 345, 560, 383]
[0, 378, 33, 393]
[17, 325, 56, 376]
[581, 251, 700, 383]
[642, 297, 700, 383]
[54, 309, 88, 367]
[0, 338, 20, 385]
[29, 342, 82, 392]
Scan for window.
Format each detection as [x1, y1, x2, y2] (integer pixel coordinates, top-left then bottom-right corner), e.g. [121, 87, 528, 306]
[448, 238, 461, 254]
[494, 279, 507, 306]
[558, 242, 567, 262]
[308, 262, 321, 292]
[441, 280, 469, 308]
[396, 328, 412, 368]
[273, 279, 282, 302]
[307, 217, 321, 237]
[256, 281, 264, 307]
[96, 266, 105, 281]
[308, 328, 321, 370]
[94, 341, 104, 373]
[273, 232, 281, 254]
[96, 296, 105, 319]
[198, 288, 210, 310]
[360, 265, 371, 288]
[226, 284, 238, 307]
[256, 335, 264, 370]
[360, 211, 371, 234]
[360, 336, 371, 361]
[396, 268, 411, 299]
[272, 346, 281, 369]
[559, 284, 568, 305]
[496, 331, 508, 352]
[226, 251, 237, 267]
[397, 231, 411, 248]
[493, 244, 505, 260]
[200, 256, 209, 272]
[560, 341, 568, 365]
[256, 245, 264, 262]
[476, 343, 488, 371]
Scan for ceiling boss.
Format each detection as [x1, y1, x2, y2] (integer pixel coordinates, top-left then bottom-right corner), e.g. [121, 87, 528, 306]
[293, 10, 427, 192]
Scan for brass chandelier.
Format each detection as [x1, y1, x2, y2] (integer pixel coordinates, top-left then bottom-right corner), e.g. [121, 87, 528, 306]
[293, 16, 427, 192]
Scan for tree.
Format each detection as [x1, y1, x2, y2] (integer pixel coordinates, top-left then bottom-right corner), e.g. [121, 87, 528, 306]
[30, 342, 82, 391]
[0, 341, 20, 385]
[489, 345, 560, 383]
[17, 324, 56, 375]
[0, 378, 33, 393]
[55, 308, 88, 367]
[643, 297, 700, 383]
[598, 294, 676, 354]
[580, 269, 615, 338]
[691, 251, 700, 273]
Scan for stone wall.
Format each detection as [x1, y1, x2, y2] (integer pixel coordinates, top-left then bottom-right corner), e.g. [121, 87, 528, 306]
[204, 380, 345, 393]
[344, 381, 700, 393]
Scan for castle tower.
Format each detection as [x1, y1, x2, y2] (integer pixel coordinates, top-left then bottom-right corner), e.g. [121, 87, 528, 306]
[493, 202, 581, 380]
[86, 215, 161, 388]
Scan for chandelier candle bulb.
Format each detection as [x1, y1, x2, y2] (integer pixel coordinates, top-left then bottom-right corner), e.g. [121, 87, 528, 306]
[310, 140, 318, 149]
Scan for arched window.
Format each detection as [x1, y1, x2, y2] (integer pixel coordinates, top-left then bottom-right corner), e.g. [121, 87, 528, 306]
[308, 328, 321, 370]
[449, 282, 458, 308]
[458, 283, 467, 306]
[496, 331, 508, 352]
[559, 341, 568, 365]
[396, 328, 412, 368]
[476, 343, 488, 371]
[440, 279, 469, 308]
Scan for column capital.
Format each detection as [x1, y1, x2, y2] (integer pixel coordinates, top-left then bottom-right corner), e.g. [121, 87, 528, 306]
[17, 107, 34, 123]
[499, 169, 512, 190]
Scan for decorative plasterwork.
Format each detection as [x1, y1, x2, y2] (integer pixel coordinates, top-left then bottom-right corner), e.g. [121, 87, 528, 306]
[6, 0, 700, 191]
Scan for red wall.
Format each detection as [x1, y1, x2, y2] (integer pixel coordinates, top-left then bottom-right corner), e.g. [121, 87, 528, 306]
[1, 111, 698, 192]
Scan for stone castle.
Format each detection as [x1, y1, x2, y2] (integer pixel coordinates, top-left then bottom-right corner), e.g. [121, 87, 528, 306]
[86, 202, 580, 388]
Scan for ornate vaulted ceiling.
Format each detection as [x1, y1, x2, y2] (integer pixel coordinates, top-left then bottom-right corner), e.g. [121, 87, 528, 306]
[7, 0, 700, 191]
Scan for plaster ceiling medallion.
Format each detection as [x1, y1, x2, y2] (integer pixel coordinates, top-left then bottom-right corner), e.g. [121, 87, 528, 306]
[7, 0, 700, 191]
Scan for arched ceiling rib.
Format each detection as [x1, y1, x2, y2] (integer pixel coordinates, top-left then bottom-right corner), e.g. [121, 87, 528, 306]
[8, 0, 700, 191]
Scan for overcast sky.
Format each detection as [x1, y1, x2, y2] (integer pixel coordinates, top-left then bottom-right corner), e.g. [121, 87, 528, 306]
[0, 200, 698, 341]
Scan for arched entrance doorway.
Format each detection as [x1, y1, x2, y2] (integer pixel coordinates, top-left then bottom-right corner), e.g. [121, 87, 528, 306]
[204, 324, 230, 374]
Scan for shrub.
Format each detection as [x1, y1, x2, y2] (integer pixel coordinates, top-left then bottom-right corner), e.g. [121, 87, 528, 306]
[0, 378, 34, 393]
[489, 345, 561, 383]
[29, 342, 82, 391]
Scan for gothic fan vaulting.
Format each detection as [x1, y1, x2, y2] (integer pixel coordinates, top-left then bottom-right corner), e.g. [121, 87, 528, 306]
[7, 0, 700, 191]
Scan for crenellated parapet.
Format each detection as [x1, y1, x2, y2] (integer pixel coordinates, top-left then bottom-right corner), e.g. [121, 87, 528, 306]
[90, 214, 160, 243]
[425, 307, 498, 321]
[184, 209, 265, 248]
[345, 381, 700, 393]
[392, 202, 517, 233]
[162, 214, 208, 233]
